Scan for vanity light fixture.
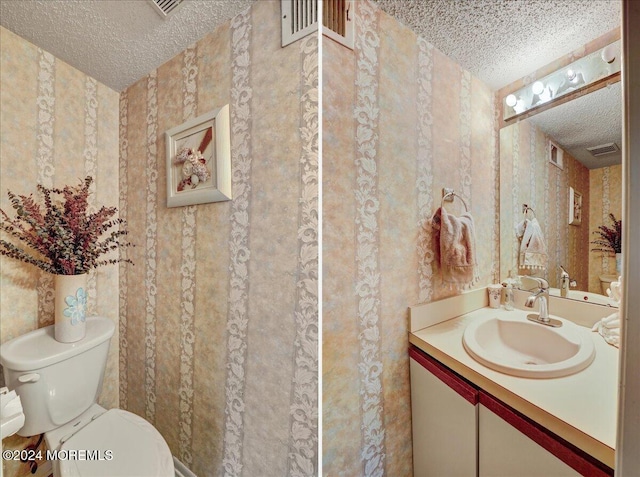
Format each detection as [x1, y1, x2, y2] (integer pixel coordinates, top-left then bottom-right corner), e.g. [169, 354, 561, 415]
[502, 40, 621, 121]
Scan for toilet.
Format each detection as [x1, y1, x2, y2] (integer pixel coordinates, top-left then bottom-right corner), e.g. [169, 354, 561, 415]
[0, 317, 174, 477]
[599, 274, 619, 296]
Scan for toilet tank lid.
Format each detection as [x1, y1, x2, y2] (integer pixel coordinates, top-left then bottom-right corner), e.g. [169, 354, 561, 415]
[0, 317, 115, 372]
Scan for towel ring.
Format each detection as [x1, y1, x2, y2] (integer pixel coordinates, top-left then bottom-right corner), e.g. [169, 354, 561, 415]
[522, 204, 536, 218]
[441, 190, 469, 212]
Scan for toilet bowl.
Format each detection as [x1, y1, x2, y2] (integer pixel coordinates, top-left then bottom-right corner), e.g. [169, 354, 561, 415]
[0, 317, 174, 477]
[599, 274, 618, 296]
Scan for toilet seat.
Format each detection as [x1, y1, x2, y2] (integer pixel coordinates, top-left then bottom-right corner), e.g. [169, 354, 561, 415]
[57, 409, 174, 477]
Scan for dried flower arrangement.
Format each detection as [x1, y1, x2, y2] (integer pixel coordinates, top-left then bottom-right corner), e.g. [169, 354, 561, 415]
[0, 177, 133, 275]
[591, 213, 622, 254]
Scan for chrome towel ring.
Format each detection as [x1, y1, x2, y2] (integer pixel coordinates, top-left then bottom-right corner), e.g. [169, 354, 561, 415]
[522, 204, 536, 218]
[441, 188, 469, 212]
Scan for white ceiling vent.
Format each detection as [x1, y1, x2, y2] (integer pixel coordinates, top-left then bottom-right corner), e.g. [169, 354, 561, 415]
[281, 1, 354, 49]
[148, 0, 184, 18]
[587, 142, 620, 157]
[281, 0, 319, 47]
[323, 0, 354, 50]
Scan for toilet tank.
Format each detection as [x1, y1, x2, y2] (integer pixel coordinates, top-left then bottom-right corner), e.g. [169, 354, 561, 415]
[0, 316, 115, 436]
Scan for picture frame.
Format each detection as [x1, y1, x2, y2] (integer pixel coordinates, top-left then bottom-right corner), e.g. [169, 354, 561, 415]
[165, 104, 231, 208]
[569, 187, 582, 225]
[549, 140, 564, 170]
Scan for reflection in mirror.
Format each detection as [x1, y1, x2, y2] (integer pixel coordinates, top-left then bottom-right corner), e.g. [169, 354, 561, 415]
[500, 79, 622, 307]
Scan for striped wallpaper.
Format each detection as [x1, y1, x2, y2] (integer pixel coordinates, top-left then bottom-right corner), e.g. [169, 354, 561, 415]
[322, 1, 496, 475]
[118, 2, 317, 476]
[0, 25, 120, 476]
[499, 118, 591, 291]
[1, 2, 621, 477]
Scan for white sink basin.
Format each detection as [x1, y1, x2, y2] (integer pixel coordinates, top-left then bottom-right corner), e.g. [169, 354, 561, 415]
[548, 288, 617, 307]
[462, 312, 595, 378]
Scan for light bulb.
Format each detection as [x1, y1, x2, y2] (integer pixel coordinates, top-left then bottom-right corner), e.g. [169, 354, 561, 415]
[601, 45, 616, 64]
[532, 81, 544, 95]
[505, 94, 517, 107]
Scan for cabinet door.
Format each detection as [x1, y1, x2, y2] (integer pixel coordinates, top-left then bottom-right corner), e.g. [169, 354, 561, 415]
[410, 347, 478, 477]
[479, 403, 581, 477]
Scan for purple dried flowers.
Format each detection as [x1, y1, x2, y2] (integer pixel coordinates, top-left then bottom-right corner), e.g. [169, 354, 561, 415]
[0, 177, 133, 275]
[591, 213, 622, 254]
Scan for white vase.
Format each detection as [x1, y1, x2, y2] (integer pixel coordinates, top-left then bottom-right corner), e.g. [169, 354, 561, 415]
[54, 273, 88, 343]
[615, 253, 622, 275]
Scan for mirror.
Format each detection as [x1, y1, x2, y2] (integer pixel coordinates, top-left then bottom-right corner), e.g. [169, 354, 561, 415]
[499, 51, 622, 307]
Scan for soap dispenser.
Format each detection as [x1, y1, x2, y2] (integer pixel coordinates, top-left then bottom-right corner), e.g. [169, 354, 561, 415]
[504, 270, 516, 311]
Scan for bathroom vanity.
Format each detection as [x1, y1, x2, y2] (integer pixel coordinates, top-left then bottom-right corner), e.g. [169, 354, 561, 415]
[409, 288, 618, 477]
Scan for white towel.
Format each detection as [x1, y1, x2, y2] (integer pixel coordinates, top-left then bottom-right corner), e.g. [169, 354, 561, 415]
[592, 311, 621, 348]
[515, 218, 548, 270]
[606, 276, 623, 304]
[431, 206, 479, 290]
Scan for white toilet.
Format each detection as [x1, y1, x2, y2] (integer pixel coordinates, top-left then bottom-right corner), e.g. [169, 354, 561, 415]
[0, 316, 174, 477]
[599, 274, 619, 296]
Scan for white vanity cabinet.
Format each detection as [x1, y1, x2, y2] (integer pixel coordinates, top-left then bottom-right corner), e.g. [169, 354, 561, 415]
[410, 346, 614, 477]
[410, 347, 478, 477]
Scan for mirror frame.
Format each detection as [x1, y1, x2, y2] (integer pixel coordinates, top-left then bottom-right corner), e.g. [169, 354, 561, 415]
[616, 0, 640, 471]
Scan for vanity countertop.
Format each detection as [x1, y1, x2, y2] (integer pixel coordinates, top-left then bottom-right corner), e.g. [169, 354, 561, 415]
[409, 289, 619, 468]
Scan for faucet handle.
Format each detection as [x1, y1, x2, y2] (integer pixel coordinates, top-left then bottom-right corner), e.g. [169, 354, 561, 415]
[530, 276, 549, 291]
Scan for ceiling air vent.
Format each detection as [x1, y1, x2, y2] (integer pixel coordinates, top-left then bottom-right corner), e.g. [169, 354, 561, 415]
[586, 142, 620, 157]
[148, 0, 184, 18]
[323, 0, 354, 50]
[281, 0, 319, 47]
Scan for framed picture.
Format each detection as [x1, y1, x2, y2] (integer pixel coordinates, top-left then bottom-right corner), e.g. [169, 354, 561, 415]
[165, 104, 231, 208]
[549, 140, 564, 170]
[569, 187, 582, 225]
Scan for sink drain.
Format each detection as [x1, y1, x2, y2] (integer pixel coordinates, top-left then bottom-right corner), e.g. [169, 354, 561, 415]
[524, 361, 538, 365]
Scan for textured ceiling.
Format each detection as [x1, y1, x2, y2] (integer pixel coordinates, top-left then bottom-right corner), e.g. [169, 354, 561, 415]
[372, 0, 621, 91]
[372, 0, 621, 169]
[0, 0, 255, 92]
[0, 0, 622, 168]
[529, 82, 622, 169]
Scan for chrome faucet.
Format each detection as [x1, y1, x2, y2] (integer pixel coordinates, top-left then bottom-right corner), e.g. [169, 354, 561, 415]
[559, 265, 577, 298]
[524, 277, 562, 327]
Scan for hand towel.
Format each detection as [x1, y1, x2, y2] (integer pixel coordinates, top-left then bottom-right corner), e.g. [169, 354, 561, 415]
[431, 206, 479, 290]
[515, 218, 548, 270]
[606, 276, 623, 304]
[592, 311, 621, 348]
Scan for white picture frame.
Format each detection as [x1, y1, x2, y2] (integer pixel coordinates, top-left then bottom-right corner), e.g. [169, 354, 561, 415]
[569, 187, 583, 225]
[549, 140, 564, 170]
[165, 104, 231, 208]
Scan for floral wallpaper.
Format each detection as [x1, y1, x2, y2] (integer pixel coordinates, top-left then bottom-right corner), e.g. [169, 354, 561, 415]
[499, 119, 591, 291]
[589, 165, 623, 293]
[119, 2, 317, 476]
[322, 1, 496, 475]
[0, 25, 120, 477]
